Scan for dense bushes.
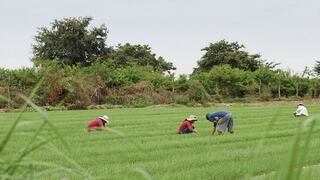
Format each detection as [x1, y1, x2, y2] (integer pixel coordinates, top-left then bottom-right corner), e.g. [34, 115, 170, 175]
[187, 80, 209, 103]
[0, 62, 177, 109]
[1, 61, 320, 110]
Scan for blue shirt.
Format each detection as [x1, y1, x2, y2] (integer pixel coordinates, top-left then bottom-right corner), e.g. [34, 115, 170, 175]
[207, 111, 229, 122]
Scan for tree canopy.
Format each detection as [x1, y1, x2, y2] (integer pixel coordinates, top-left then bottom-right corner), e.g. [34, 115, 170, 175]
[32, 17, 109, 66]
[313, 60, 320, 76]
[31, 17, 175, 73]
[108, 43, 176, 73]
[194, 40, 263, 73]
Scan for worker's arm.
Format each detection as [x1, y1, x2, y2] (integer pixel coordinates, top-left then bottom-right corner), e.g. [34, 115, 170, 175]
[95, 127, 106, 131]
[187, 122, 197, 133]
[212, 116, 221, 135]
[212, 121, 217, 135]
[212, 127, 216, 135]
[98, 120, 106, 130]
[296, 107, 302, 114]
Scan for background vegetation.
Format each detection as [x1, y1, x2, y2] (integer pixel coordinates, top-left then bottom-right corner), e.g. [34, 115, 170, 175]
[1, 17, 320, 110]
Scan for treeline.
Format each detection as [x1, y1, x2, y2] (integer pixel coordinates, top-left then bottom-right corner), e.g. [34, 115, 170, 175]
[1, 17, 320, 110]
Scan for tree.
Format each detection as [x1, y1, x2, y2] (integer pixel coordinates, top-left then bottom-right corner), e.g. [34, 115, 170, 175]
[32, 17, 109, 66]
[11, 68, 40, 91]
[175, 75, 189, 93]
[208, 65, 245, 97]
[238, 71, 257, 97]
[187, 80, 208, 103]
[312, 61, 320, 98]
[310, 78, 320, 99]
[290, 75, 304, 98]
[0, 68, 12, 108]
[109, 43, 176, 73]
[189, 71, 213, 94]
[287, 68, 312, 98]
[313, 60, 320, 76]
[253, 67, 275, 97]
[274, 70, 287, 99]
[195, 40, 262, 73]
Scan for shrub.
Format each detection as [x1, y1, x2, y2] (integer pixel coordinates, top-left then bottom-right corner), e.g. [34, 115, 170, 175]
[174, 95, 190, 105]
[175, 75, 189, 93]
[259, 91, 273, 101]
[151, 89, 174, 104]
[0, 87, 8, 108]
[64, 75, 94, 109]
[105, 96, 127, 105]
[224, 97, 257, 103]
[128, 96, 153, 108]
[123, 81, 154, 96]
[187, 80, 209, 103]
[211, 95, 223, 103]
[43, 105, 67, 111]
[43, 73, 66, 106]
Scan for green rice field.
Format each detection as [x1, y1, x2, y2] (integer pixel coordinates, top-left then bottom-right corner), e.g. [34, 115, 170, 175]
[1, 104, 320, 179]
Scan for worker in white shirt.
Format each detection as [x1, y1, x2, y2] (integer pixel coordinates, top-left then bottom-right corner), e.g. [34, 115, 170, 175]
[293, 103, 309, 117]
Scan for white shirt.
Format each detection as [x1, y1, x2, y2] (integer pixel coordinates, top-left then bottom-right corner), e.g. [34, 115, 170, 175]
[295, 105, 309, 116]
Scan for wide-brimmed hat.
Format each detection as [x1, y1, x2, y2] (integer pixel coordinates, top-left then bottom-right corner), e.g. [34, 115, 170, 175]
[298, 103, 304, 106]
[99, 115, 110, 123]
[186, 115, 198, 121]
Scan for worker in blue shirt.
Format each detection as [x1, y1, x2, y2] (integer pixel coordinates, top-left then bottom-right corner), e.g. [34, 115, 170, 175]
[206, 111, 234, 135]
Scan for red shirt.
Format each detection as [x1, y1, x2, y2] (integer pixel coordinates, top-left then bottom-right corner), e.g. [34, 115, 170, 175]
[87, 119, 105, 128]
[178, 120, 194, 133]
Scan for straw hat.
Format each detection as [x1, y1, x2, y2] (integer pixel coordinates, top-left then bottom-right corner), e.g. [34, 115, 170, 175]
[186, 115, 198, 121]
[99, 115, 110, 123]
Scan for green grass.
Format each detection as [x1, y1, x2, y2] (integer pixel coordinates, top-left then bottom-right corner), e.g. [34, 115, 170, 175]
[1, 105, 320, 179]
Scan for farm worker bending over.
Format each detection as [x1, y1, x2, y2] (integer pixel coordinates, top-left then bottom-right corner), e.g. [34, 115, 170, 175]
[206, 111, 234, 135]
[87, 115, 110, 131]
[178, 115, 198, 134]
[293, 103, 309, 117]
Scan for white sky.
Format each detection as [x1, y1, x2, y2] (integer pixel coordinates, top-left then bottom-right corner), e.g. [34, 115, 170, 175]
[0, 0, 320, 75]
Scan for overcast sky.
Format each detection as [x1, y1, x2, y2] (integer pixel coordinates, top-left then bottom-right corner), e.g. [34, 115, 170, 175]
[1, 0, 320, 75]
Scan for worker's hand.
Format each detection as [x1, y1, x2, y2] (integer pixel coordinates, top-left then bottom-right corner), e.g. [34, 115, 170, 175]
[212, 129, 216, 135]
[193, 129, 198, 133]
[214, 118, 220, 125]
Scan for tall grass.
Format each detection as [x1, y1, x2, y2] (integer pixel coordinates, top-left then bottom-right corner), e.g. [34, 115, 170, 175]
[1, 101, 320, 179]
[275, 115, 319, 180]
[249, 112, 320, 180]
[0, 80, 94, 179]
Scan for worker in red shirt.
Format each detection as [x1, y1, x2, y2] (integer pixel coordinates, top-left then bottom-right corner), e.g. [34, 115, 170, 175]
[178, 115, 198, 134]
[87, 115, 110, 131]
